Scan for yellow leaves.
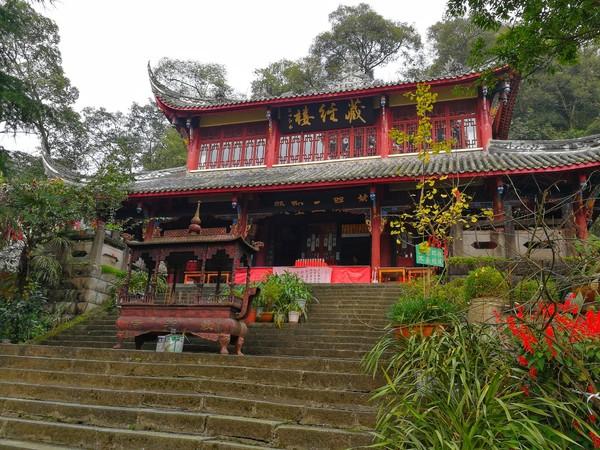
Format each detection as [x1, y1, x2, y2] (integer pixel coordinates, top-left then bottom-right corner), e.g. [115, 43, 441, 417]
[418, 241, 430, 254]
[482, 208, 495, 219]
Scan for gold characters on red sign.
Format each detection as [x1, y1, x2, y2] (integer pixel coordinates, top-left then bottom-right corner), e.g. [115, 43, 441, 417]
[345, 99, 366, 124]
[319, 102, 339, 123]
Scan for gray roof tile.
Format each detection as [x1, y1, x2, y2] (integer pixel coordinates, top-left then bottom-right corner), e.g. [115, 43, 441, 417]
[129, 135, 600, 195]
[148, 64, 489, 111]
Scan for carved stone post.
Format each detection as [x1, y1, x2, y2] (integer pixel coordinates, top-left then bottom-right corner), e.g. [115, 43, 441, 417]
[451, 223, 464, 257]
[89, 220, 105, 273]
[504, 205, 516, 259]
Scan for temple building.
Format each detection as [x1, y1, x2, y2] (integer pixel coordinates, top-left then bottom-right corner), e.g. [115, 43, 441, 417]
[79, 66, 600, 284]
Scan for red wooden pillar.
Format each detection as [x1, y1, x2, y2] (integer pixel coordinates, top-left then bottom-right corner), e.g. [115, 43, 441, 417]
[478, 89, 493, 149]
[143, 218, 155, 241]
[378, 95, 391, 157]
[575, 173, 589, 239]
[265, 110, 280, 167]
[187, 125, 201, 171]
[370, 185, 383, 282]
[492, 176, 505, 223]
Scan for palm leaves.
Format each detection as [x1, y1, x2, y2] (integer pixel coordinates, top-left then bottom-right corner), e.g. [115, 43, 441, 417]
[30, 234, 72, 288]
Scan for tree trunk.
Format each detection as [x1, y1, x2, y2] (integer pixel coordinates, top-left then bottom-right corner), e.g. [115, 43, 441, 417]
[16, 244, 30, 295]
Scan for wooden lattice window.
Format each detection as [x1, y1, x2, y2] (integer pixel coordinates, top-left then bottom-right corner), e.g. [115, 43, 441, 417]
[391, 99, 479, 154]
[278, 126, 377, 164]
[198, 123, 267, 170]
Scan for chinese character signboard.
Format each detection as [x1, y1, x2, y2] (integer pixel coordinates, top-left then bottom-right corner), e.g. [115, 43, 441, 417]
[416, 244, 445, 267]
[280, 97, 376, 133]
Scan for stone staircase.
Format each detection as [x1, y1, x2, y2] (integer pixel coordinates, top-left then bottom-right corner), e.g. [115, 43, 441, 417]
[0, 284, 403, 449]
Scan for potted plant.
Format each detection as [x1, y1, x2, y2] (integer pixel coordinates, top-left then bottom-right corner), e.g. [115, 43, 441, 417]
[464, 266, 509, 324]
[389, 288, 460, 338]
[272, 294, 288, 328]
[255, 274, 283, 322]
[287, 300, 302, 323]
[279, 272, 313, 320]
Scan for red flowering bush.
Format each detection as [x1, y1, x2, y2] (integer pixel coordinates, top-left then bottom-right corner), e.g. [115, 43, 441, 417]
[499, 294, 600, 447]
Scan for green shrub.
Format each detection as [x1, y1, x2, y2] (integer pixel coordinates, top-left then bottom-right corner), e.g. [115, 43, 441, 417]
[464, 266, 509, 300]
[447, 256, 509, 267]
[363, 323, 585, 449]
[255, 274, 283, 309]
[513, 278, 559, 303]
[435, 277, 466, 308]
[100, 264, 125, 277]
[388, 281, 462, 324]
[0, 284, 50, 342]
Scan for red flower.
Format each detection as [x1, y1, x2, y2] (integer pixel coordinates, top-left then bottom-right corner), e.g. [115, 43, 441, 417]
[590, 414, 598, 424]
[517, 355, 529, 367]
[516, 305, 524, 319]
[589, 431, 600, 448]
[528, 366, 538, 379]
[520, 385, 530, 396]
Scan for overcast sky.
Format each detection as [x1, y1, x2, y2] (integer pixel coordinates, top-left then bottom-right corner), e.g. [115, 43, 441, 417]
[2, 0, 448, 153]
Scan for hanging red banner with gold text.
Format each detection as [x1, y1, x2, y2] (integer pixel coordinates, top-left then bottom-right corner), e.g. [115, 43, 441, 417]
[278, 97, 376, 133]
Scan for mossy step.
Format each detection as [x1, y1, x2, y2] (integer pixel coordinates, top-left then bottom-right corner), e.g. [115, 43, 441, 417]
[0, 416, 282, 450]
[53, 330, 383, 345]
[0, 345, 362, 372]
[0, 397, 372, 448]
[0, 367, 370, 408]
[0, 381, 376, 429]
[0, 354, 374, 391]
[0, 438, 76, 450]
[48, 336, 379, 351]
[43, 340, 370, 359]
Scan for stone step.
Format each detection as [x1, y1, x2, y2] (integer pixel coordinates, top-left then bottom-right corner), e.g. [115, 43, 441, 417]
[0, 381, 376, 429]
[55, 331, 384, 344]
[0, 416, 282, 449]
[0, 397, 372, 449]
[0, 366, 369, 409]
[0, 438, 76, 450]
[75, 323, 388, 333]
[45, 335, 377, 351]
[53, 330, 383, 344]
[57, 322, 389, 336]
[1, 345, 363, 373]
[0, 414, 372, 450]
[86, 311, 392, 326]
[44, 340, 370, 359]
[309, 302, 396, 307]
[0, 354, 374, 391]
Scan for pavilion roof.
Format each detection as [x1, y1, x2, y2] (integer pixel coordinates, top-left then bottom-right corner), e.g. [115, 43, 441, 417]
[127, 233, 260, 252]
[149, 64, 506, 113]
[129, 134, 600, 196]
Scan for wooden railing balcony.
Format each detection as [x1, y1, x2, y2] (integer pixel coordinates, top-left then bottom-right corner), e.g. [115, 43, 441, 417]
[391, 114, 479, 154]
[278, 126, 377, 164]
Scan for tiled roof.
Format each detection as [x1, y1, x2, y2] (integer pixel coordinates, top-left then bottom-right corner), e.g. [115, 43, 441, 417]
[127, 233, 259, 251]
[148, 63, 492, 111]
[129, 134, 600, 195]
